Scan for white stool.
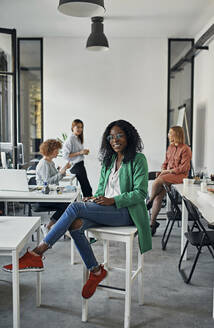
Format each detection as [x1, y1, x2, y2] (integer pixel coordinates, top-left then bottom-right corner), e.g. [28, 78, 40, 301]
[81, 226, 144, 328]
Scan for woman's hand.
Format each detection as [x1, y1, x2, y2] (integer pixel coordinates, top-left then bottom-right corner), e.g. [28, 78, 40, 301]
[79, 149, 90, 155]
[160, 169, 172, 175]
[60, 162, 71, 174]
[83, 196, 96, 202]
[65, 162, 71, 170]
[94, 196, 115, 206]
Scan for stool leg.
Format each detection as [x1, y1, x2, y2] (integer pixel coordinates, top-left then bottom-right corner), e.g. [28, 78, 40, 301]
[124, 237, 133, 328]
[103, 240, 110, 298]
[70, 239, 75, 265]
[138, 251, 144, 305]
[82, 265, 89, 322]
[213, 283, 214, 319]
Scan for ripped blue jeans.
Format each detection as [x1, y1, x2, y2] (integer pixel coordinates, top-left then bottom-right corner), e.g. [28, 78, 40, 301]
[43, 201, 133, 270]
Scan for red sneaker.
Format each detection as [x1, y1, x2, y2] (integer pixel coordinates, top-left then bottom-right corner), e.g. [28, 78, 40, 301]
[82, 264, 107, 299]
[2, 250, 44, 273]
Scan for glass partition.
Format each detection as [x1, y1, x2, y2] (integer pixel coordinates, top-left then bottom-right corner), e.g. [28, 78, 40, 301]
[0, 28, 17, 168]
[0, 33, 12, 73]
[18, 38, 43, 164]
[167, 39, 194, 147]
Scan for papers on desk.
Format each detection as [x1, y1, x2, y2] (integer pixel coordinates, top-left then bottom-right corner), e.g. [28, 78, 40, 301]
[197, 190, 214, 207]
[62, 185, 77, 193]
[29, 184, 77, 193]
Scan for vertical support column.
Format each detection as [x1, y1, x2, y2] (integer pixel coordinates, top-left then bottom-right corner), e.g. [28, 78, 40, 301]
[181, 198, 188, 260]
[124, 236, 133, 328]
[12, 250, 20, 328]
[138, 251, 144, 305]
[36, 226, 41, 307]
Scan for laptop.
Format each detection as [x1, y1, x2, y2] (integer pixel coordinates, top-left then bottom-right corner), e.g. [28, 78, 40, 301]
[0, 169, 29, 192]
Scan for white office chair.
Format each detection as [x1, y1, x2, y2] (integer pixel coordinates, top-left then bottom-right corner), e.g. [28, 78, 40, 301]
[81, 226, 144, 328]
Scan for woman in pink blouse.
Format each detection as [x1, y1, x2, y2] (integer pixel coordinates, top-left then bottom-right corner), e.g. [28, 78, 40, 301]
[147, 126, 192, 236]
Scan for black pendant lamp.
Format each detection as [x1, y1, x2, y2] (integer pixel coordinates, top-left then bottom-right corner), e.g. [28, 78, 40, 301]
[58, 0, 105, 17]
[86, 16, 109, 51]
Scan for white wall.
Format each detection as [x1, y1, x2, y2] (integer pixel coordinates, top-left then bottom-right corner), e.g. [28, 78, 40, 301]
[193, 20, 214, 175]
[44, 37, 168, 191]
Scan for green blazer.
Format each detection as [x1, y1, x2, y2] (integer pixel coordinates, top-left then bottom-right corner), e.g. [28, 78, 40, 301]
[94, 153, 152, 254]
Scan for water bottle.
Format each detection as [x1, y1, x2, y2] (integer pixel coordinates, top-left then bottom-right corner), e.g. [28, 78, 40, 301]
[42, 182, 50, 194]
[201, 167, 207, 192]
[202, 167, 208, 183]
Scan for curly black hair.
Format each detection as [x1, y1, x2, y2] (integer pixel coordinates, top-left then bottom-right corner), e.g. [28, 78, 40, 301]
[99, 120, 144, 168]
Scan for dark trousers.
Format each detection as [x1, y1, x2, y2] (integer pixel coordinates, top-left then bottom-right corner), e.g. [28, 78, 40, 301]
[33, 202, 69, 223]
[70, 161, 92, 197]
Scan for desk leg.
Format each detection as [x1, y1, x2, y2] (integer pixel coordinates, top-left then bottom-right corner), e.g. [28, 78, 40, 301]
[181, 199, 188, 260]
[36, 227, 41, 307]
[76, 192, 81, 202]
[12, 250, 20, 328]
[213, 284, 214, 319]
[4, 201, 8, 215]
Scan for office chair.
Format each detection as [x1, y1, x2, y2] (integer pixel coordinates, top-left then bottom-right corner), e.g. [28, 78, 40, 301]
[162, 185, 182, 250]
[178, 197, 214, 284]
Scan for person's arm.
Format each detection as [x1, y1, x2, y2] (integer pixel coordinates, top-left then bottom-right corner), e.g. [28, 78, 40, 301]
[68, 149, 89, 159]
[114, 154, 148, 208]
[62, 136, 74, 161]
[171, 146, 192, 175]
[59, 162, 71, 175]
[161, 147, 169, 170]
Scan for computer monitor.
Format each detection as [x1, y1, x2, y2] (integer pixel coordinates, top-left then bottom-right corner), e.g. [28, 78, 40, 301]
[0, 169, 29, 192]
[0, 142, 24, 167]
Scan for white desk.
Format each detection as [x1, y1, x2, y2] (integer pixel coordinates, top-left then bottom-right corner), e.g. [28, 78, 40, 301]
[0, 187, 81, 265]
[174, 183, 214, 259]
[27, 170, 76, 182]
[0, 216, 41, 328]
[0, 187, 81, 204]
[174, 183, 214, 319]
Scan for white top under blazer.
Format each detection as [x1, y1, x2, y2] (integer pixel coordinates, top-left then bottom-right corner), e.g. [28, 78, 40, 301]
[105, 160, 121, 198]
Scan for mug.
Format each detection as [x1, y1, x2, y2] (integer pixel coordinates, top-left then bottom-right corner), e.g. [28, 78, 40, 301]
[183, 178, 190, 187]
[201, 182, 207, 193]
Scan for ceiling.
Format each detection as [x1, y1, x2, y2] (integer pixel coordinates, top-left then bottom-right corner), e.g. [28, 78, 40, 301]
[0, 0, 214, 38]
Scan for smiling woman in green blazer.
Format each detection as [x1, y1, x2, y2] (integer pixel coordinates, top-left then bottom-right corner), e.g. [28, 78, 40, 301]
[94, 152, 151, 253]
[3, 120, 151, 300]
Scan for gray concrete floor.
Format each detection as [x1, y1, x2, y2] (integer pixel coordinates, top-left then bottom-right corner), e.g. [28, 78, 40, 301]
[0, 213, 214, 328]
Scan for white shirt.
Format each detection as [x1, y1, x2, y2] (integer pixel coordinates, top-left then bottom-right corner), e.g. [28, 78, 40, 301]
[62, 132, 84, 165]
[105, 160, 121, 198]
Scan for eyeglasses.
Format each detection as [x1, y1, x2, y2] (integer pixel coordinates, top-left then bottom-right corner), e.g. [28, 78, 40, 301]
[106, 133, 124, 142]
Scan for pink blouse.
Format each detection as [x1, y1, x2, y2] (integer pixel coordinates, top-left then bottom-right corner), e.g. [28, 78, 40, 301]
[162, 143, 192, 175]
